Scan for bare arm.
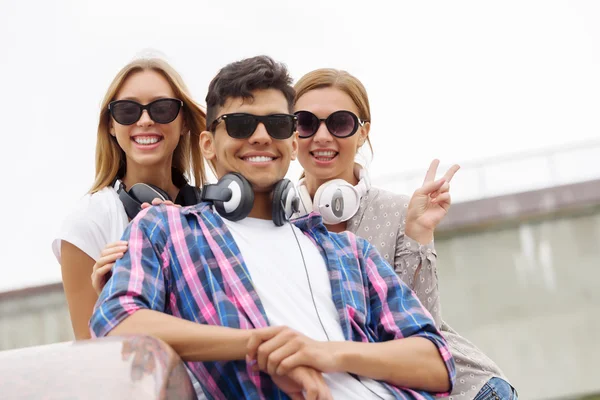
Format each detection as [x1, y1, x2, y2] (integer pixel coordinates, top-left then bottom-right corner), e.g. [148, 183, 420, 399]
[60, 241, 98, 340]
[333, 337, 450, 392]
[248, 327, 450, 393]
[109, 309, 251, 362]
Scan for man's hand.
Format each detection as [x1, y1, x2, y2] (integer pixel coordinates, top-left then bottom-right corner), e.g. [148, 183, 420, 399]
[247, 326, 337, 377]
[270, 366, 333, 400]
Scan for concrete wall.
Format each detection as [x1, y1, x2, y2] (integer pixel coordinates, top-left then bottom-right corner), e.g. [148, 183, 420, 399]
[435, 208, 600, 400]
[0, 284, 73, 351]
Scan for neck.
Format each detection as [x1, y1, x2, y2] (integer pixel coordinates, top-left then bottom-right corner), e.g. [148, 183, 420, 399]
[122, 162, 180, 201]
[303, 168, 359, 198]
[247, 191, 273, 220]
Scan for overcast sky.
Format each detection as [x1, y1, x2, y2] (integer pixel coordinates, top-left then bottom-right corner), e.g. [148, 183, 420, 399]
[1, 0, 599, 291]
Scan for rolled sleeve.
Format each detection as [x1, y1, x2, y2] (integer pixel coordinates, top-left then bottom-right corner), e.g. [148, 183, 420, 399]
[90, 207, 170, 338]
[362, 240, 456, 396]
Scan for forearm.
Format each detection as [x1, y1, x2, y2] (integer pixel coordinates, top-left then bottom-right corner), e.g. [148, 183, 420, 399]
[332, 337, 450, 393]
[108, 309, 251, 362]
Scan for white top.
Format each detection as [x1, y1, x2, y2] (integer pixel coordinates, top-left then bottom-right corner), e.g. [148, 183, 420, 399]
[221, 216, 394, 400]
[52, 186, 129, 263]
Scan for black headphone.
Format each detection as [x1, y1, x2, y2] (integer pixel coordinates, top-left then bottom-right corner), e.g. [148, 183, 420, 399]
[114, 179, 202, 220]
[200, 172, 299, 227]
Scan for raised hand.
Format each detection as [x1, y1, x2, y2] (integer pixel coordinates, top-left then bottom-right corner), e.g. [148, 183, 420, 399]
[405, 159, 460, 244]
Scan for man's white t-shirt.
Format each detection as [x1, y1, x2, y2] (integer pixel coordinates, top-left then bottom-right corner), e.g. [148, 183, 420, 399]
[221, 216, 394, 400]
[52, 186, 129, 263]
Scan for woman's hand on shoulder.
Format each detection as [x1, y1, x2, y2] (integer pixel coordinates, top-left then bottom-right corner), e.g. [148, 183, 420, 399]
[91, 241, 128, 295]
[140, 198, 181, 210]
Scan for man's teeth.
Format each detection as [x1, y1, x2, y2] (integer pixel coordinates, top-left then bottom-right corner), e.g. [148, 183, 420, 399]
[245, 156, 274, 162]
[133, 136, 160, 145]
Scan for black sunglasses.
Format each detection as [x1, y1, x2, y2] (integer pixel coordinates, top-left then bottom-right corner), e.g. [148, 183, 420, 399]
[209, 113, 297, 140]
[108, 98, 183, 125]
[294, 110, 368, 139]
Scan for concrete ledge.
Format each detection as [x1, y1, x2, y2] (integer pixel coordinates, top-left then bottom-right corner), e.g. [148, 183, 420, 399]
[438, 178, 600, 235]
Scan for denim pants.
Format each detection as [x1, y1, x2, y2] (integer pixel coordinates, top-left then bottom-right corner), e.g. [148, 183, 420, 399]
[473, 377, 518, 400]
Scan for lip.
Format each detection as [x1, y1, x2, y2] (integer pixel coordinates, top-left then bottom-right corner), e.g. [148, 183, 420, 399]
[130, 133, 164, 150]
[239, 152, 279, 166]
[310, 149, 338, 165]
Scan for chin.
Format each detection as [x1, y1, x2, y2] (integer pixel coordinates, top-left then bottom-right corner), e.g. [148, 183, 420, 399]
[248, 176, 282, 193]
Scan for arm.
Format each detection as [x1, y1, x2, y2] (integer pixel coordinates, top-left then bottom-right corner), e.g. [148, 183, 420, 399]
[395, 210, 442, 327]
[247, 327, 448, 392]
[332, 338, 447, 392]
[89, 207, 251, 362]
[60, 241, 98, 340]
[247, 239, 455, 394]
[362, 240, 455, 394]
[109, 309, 251, 362]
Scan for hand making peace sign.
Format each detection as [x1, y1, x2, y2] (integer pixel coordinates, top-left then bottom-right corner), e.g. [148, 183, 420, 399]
[405, 159, 460, 244]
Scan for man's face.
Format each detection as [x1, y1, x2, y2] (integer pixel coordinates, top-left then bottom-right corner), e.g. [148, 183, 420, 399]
[200, 89, 298, 192]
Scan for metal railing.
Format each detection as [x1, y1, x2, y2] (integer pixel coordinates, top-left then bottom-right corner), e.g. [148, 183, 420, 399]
[371, 138, 600, 203]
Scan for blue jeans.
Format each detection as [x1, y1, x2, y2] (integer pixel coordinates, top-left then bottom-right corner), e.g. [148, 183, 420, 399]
[473, 377, 518, 400]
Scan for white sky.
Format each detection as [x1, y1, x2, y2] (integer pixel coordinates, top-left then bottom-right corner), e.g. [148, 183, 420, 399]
[1, 0, 599, 291]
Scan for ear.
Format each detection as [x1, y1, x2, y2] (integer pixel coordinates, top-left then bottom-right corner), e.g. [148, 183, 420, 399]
[357, 122, 370, 149]
[199, 130, 217, 161]
[291, 131, 299, 161]
[109, 121, 116, 137]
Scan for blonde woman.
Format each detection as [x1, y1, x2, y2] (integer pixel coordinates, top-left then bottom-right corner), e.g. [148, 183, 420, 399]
[293, 68, 517, 400]
[52, 57, 207, 340]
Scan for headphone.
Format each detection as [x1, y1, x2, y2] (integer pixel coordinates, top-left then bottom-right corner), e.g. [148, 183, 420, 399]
[296, 164, 371, 225]
[113, 179, 202, 220]
[200, 172, 300, 227]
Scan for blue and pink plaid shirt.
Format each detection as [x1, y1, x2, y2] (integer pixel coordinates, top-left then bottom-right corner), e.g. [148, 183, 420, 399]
[90, 203, 455, 399]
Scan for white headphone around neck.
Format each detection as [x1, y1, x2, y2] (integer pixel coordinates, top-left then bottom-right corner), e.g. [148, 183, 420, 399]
[296, 164, 371, 225]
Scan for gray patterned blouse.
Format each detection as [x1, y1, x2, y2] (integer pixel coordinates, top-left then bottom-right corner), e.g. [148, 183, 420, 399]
[347, 186, 510, 399]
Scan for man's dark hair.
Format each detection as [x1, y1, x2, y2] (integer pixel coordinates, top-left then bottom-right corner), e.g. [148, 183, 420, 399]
[205, 55, 296, 129]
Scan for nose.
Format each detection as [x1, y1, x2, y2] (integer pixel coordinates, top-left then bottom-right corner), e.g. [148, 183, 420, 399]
[137, 110, 154, 127]
[312, 121, 332, 144]
[248, 122, 272, 145]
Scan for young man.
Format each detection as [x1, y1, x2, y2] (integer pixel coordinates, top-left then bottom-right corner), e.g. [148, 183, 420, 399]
[90, 55, 455, 399]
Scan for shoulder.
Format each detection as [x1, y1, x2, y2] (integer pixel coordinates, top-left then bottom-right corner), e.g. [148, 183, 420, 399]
[132, 201, 215, 236]
[52, 187, 128, 262]
[363, 187, 410, 214]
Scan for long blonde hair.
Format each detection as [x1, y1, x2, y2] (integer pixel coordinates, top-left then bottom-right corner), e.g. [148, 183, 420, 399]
[90, 57, 207, 193]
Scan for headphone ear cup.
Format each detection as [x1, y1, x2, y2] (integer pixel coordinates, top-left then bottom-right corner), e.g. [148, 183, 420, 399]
[271, 179, 298, 226]
[118, 183, 172, 220]
[313, 179, 360, 224]
[175, 184, 201, 206]
[118, 186, 142, 220]
[212, 173, 254, 221]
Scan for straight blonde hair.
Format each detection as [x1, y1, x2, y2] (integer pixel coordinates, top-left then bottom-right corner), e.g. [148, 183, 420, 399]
[90, 58, 207, 193]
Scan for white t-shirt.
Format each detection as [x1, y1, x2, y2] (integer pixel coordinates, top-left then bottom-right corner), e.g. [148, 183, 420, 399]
[52, 186, 129, 263]
[221, 216, 394, 400]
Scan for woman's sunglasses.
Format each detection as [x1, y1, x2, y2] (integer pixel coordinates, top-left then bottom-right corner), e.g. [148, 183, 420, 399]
[209, 113, 297, 140]
[108, 98, 183, 125]
[294, 110, 368, 139]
